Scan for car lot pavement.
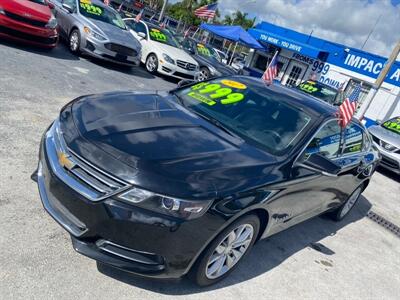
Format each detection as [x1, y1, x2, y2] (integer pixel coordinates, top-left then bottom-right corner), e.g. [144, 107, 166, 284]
[0, 41, 399, 299]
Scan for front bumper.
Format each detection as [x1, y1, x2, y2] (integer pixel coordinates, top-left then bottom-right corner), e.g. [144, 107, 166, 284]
[157, 60, 197, 80]
[36, 122, 223, 278]
[372, 142, 400, 174]
[0, 14, 57, 48]
[81, 36, 140, 66]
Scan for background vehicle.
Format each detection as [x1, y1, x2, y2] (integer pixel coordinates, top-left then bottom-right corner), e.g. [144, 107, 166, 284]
[213, 48, 228, 63]
[294, 80, 341, 105]
[0, 0, 58, 48]
[35, 76, 379, 287]
[179, 38, 237, 80]
[368, 116, 400, 174]
[124, 19, 199, 80]
[50, 0, 141, 66]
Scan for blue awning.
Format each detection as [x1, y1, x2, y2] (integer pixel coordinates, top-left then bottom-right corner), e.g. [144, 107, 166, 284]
[248, 28, 329, 59]
[200, 24, 264, 49]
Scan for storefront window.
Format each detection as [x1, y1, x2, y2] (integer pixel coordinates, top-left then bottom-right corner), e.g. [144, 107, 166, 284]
[253, 53, 285, 77]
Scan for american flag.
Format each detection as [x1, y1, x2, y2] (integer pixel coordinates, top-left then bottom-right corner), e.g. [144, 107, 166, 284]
[194, 3, 218, 19]
[183, 28, 190, 38]
[338, 83, 362, 128]
[104, 0, 110, 5]
[135, 9, 144, 23]
[118, 1, 124, 11]
[262, 51, 278, 84]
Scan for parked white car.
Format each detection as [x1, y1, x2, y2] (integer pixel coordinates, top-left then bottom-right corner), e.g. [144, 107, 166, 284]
[124, 19, 199, 80]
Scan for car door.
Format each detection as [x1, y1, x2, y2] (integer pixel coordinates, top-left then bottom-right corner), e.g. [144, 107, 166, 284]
[52, 0, 77, 37]
[266, 119, 344, 235]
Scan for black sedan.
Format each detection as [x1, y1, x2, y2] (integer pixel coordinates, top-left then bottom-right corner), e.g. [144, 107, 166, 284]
[35, 76, 379, 286]
[179, 38, 237, 79]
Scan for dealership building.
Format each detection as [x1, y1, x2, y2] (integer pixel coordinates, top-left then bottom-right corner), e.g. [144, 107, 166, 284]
[244, 21, 400, 126]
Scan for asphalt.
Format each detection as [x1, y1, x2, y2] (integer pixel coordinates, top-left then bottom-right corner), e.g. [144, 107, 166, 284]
[0, 40, 399, 300]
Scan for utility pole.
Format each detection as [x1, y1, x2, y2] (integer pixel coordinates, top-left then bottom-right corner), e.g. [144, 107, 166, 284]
[357, 40, 400, 120]
[158, 0, 168, 22]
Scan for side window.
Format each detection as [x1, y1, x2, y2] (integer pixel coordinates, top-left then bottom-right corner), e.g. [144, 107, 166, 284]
[303, 120, 341, 160]
[125, 20, 136, 31]
[343, 123, 364, 155]
[135, 22, 147, 37]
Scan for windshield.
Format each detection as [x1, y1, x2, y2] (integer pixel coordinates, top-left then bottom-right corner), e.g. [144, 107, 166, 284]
[29, 0, 46, 4]
[296, 81, 338, 104]
[78, 0, 126, 30]
[175, 77, 313, 155]
[382, 117, 400, 135]
[196, 43, 220, 61]
[148, 25, 179, 47]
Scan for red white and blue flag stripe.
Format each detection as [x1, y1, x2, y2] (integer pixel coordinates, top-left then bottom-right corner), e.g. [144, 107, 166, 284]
[339, 83, 362, 127]
[194, 3, 218, 19]
[262, 51, 278, 84]
[135, 9, 144, 23]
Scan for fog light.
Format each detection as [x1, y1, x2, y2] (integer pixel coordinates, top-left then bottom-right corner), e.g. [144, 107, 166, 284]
[161, 197, 180, 211]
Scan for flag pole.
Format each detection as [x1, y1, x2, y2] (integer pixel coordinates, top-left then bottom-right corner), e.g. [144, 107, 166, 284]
[357, 40, 400, 120]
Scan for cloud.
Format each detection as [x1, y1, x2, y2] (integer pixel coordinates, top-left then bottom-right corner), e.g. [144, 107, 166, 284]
[218, 0, 400, 57]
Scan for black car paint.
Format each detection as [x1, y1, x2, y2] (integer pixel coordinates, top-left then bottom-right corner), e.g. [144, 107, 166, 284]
[37, 76, 379, 279]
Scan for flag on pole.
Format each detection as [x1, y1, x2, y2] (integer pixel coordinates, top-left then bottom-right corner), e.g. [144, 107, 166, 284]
[183, 28, 190, 38]
[338, 83, 362, 128]
[118, 1, 124, 11]
[261, 51, 278, 84]
[194, 3, 218, 19]
[149, 13, 156, 21]
[103, 0, 110, 5]
[135, 8, 144, 23]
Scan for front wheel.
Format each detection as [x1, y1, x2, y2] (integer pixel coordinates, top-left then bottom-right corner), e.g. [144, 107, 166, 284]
[145, 54, 158, 74]
[69, 29, 81, 55]
[329, 185, 363, 221]
[189, 214, 260, 286]
[199, 67, 210, 80]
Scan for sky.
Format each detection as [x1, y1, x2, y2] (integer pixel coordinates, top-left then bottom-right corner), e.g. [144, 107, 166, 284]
[170, 0, 400, 58]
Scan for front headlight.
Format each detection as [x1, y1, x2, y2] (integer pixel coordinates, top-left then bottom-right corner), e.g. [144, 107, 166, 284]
[83, 26, 107, 41]
[118, 187, 212, 220]
[162, 53, 175, 64]
[45, 16, 58, 29]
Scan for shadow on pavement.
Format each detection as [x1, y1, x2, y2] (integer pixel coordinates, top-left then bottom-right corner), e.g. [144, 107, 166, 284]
[0, 39, 79, 60]
[97, 195, 372, 294]
[377, 166, 400, 182]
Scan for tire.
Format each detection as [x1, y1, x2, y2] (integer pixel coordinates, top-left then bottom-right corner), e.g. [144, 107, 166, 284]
[189, 214, 260, 286]
[69, 29, 81, 55]
[145, 54, 158, 74]
[329, 185, 363, 221]
[199, 67, 210, 80]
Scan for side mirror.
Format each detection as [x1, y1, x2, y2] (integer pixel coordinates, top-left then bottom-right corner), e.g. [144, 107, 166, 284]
[178, 79, 196, 88]
[47, 2, 55, 9]
[297, 153, 341, 177]
[137, 32, 146, 39]
[62, 3, 73, 13]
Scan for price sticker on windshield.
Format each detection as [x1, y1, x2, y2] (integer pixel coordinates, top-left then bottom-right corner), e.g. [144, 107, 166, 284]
[299, 82, 318, 93]
[80, 3, 102, 15]
[150, 29, 167, 42]
[187, 81, 246, 106]
[383, 119, 400, 134]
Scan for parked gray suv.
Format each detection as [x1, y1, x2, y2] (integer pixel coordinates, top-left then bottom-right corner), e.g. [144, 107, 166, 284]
[50, 0, 141, 66]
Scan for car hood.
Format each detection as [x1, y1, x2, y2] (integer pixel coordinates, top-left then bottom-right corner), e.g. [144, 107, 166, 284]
[87, 19, 141, 50]
[194, 55, 237, 75]
[3, 0, 52, 22]
[368, 125, 400, 148]
[64, 91, 276, 199]
[152, 42, 198, 65]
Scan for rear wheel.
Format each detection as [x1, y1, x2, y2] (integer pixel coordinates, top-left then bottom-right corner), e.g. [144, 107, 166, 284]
[199, 67, 210, 80]
[145, 54, 158, 74]
[69, 29, 81, 55]
[190, 214, 260, 286]
[329, 185, 363, 221]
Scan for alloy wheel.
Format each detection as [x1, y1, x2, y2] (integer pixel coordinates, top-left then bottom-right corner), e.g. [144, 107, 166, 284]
[70, 31, 79, 52]
[205, 224, 254, 279]
[146, 55, 157, 72]
[340, 187, 362, 218]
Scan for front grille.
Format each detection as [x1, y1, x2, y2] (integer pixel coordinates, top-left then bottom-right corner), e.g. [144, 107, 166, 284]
[63, 149, 129, 200]
[174, 71, 195, 79]
[102, 53, 135, 64]
[0, 25, 57, 45]
[5, 10, 47, 28]
[104, 43, 137, 57]
[177, 60, 197, 71]
[162, 66, 172, 72]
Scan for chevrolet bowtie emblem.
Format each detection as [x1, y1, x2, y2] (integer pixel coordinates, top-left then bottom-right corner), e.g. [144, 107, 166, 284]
[58, 152, 75, 170]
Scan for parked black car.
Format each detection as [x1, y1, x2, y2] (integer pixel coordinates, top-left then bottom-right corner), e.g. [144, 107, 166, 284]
[178, 37, 237, 79]
[35, 76, 380, 286]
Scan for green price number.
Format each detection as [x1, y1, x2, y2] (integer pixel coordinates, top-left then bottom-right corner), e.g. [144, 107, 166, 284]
[384, 121, 400, 132]
[300, 83, 318, 93]
[197, 47, 211, 56]
[190, 82, 244, 105]
[150, 31, 167, 42]
[80, 3, 102, 15]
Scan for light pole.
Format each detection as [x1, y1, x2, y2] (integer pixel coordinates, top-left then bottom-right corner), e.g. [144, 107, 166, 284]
[158, 0, 168, 22]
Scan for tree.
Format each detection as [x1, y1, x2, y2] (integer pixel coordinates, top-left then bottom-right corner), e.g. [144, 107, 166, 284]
[222, 10, 255, 29]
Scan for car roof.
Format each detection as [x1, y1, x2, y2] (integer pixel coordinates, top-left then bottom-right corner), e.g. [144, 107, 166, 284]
[232, 76, 338, 118]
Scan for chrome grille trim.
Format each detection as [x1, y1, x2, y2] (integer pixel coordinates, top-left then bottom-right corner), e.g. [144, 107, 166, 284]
[177, 60, 197, 71]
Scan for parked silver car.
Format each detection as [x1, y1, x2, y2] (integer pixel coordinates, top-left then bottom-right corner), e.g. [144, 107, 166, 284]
[368, 116, 400, 174]
[50, 0, 141, 66]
